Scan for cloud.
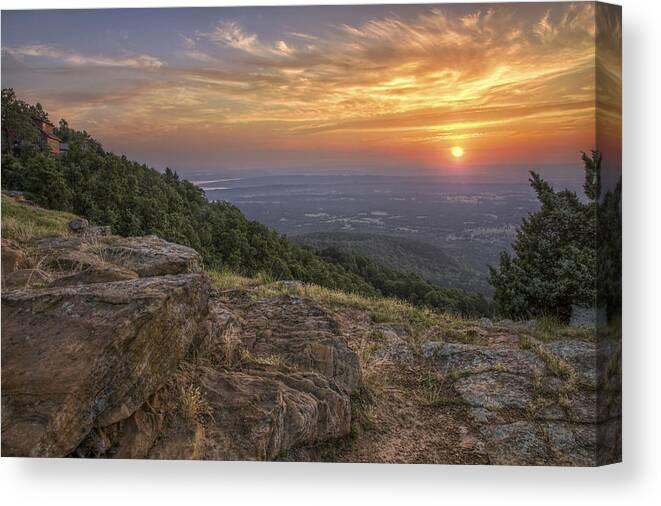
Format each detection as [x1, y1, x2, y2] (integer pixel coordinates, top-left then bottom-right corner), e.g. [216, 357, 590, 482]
[3, 44, 164, 69]
[3, 2, 619, 171]
[204, 20, 299, 58]
[179, 34, 197, 50]
[208, 21, 259, 52]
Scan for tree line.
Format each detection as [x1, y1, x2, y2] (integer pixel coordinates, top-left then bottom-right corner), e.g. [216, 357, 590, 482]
[1, 89, 491, 317]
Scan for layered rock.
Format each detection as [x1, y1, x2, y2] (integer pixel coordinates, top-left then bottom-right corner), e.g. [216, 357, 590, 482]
[421, 331, 621, 466]
[200, 367, 352, 461]
[1, 273, 210, 457]
[34, 234, 204, 277]
[222, 290, 362, 394]
[2, 212, 619, 465]
[2, 233, 361, 460]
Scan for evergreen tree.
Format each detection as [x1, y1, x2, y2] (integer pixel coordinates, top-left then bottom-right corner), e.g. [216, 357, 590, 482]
[488, 154, 599, 321]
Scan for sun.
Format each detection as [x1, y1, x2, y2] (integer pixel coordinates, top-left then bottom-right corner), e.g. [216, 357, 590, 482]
[451, 146, 464, 158]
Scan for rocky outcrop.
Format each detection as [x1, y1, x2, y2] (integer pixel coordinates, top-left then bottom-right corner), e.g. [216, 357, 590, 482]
[51, 264, 139, 287]
[2, 268, 51, 289]
[34, 235, 204, 277]
[200, 367, 352, 461]
[222, 290, 362, 394]
[2, 233, 362, 460]
[1, 274, 210, 457]
[1, 213, 618, 465]
[420, 330, 621, 466]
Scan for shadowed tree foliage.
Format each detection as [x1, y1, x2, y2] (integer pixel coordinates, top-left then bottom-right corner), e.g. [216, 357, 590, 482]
[1, 89, 490, 316]
[489, 153, 601, 321]
[1, 89, 49, 155]
[315, 246, 491, 316]
[593, 157, 622, 323]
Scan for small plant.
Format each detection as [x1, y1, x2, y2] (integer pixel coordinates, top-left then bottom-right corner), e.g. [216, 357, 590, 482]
[220, 324, 239, 368]
[239, 349, 255, 364]
[349, 387, 375, 446]
[520, 335, 578, 394]
[81, 237, 133, 267]
[179, 384, 212, 422]
[418, 369, 447, 406]
[255, 353, 289, 369]
[519, 334, 531, 349]
[558, 394, 572, 410]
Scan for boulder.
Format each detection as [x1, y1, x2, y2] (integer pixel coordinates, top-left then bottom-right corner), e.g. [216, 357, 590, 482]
[2, 190, 25, 199]
[1, 273, 210, 457]
[545, 339, 597, 385]
[34, 235, 203, 277]
[542, 422, 597, 466]
[44, 249, 104, 272]
[227, 293, 362, 393]
[200, 367, 352, 461]
[51, 264, 139, 287]
[102, 236, 204, 277]
[373, 329, 414, 362]
[455, 372, 533, 410]
[420, 334, 614, 465]
[478, 317, 493, 328]
[81, 225, 112, 237]
[68, 218, 90, 232]
[422, 341, 543, 376]
[148, 421, 206, 460]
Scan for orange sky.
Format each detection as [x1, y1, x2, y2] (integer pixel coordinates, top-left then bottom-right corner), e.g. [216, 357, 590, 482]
[2, 2, 621, 174]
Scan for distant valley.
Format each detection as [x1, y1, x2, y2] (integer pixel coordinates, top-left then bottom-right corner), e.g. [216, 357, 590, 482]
[197, 174, 582, 296]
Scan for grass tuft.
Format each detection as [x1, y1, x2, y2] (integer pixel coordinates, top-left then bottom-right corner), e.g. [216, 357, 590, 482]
[178, 384, 213, 423]
[208, 268, 273, 290]
[251, 281, 466, 337]
[1, 195, 76, 242]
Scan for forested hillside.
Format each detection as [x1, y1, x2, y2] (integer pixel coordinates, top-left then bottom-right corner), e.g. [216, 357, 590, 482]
[1, 89, 489, 316]
[297, 232, 490, 296]
[314, 245, 492, 316]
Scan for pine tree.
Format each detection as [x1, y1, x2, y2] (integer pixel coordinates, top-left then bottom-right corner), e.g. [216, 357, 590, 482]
[488, 153, 599, 321]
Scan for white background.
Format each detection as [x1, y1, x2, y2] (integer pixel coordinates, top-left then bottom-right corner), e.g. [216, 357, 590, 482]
[0, 0, 659, 504]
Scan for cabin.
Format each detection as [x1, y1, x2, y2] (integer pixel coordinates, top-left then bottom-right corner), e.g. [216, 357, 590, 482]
[33, 118, 63, 155]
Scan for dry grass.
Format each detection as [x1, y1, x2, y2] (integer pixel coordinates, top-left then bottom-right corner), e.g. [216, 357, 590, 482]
[418, 368, 446, 406]
[208, 268, 273, 290]
[254, 353, 288, 369]
[216, 323, 240, 368]
[519, 335, 578, 393]
[519, 316, 595, 342]
[236, 348, 290, 370]
[251, 281, 466, 337]
[178, 384, 213, 423]
[416, 368, 467, 407]
[1, 195, 75, 242]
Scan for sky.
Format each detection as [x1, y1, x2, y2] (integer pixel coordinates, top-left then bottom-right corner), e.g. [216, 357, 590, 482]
[1, 2, 621, 179]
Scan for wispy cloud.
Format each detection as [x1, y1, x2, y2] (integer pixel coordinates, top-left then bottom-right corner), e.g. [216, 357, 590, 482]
[208, 21, 259, 52]
[3, 44, 164, 69]
[2, 3, 620, 171]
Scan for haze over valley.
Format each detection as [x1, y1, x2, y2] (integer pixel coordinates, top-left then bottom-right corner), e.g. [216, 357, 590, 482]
[193, 172, 583, 295]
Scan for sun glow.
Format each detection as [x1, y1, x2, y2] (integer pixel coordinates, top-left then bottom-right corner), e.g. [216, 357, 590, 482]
[451, 146, 464, 158]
